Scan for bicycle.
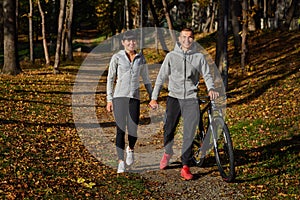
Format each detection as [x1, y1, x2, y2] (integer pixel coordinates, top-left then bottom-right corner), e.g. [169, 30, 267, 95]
[192, 96, 236, 182]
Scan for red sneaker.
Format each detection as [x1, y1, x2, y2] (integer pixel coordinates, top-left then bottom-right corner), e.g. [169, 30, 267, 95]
[181, 165, 193, 180]
[160, 153, 172, 170]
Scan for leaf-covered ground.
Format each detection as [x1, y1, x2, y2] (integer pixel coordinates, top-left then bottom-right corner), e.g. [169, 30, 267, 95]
[225, 31, 300, 199]
[0, 30, 299, 199]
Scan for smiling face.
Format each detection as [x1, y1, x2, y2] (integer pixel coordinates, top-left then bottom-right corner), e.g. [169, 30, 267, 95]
[121, 39, 137, 53]
[178, 30, 194, 51]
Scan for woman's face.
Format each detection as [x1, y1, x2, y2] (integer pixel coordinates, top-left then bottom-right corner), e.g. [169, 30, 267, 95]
[122, 39, 137, 53]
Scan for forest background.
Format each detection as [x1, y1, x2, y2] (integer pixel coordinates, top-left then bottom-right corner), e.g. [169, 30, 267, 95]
[0, 0, 299, 199]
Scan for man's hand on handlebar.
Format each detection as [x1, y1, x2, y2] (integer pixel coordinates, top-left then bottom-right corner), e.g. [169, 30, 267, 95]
[208, 89, 219, 100]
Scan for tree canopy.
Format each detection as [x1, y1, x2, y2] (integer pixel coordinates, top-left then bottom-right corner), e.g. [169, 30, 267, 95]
[0, 0, 299, 75]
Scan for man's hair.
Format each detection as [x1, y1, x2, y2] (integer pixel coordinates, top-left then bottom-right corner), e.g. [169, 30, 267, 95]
[181, 28, 194, 35]
[179, 28, 194, 40]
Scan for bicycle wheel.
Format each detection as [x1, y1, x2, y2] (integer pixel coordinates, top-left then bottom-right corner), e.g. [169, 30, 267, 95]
[192, 106, 210, 167]
[192, 130, 205, 166]
[212, 117, 235, 182]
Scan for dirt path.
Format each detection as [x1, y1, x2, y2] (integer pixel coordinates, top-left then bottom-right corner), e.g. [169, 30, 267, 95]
[95, 84, 243, 199]
[72, 46, 244, 199]
[96, 104, 244, 199]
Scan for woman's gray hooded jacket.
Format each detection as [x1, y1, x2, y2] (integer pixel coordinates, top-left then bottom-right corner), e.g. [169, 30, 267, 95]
[106, 50, 152, 102]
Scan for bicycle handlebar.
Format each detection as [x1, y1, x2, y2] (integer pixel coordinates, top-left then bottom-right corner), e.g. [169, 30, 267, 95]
[198, 95, 227, 107]
[198, 96, 210, 103]
[198, 95, 226, 100]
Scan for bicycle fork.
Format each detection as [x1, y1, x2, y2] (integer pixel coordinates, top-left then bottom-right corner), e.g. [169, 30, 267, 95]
[208, 108, 219, 153]
[209, 106, 227, 153]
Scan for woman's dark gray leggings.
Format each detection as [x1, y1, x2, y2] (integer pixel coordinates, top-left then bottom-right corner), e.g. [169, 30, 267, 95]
[113, 97, 140, 160]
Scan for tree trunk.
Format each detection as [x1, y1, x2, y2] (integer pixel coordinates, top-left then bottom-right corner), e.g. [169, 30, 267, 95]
[0, 2, 3, 50]
[209, 2, 217, 33]
[223, 0, 229, 90]
[262, 0, 267, 29]
[162, 0, 176, 43]
[29, 0, 34, 63]
[61, 20, 66, 61]
[148, 0, 169, 52]
[61, 1, 68, 61]
[215, 0, 229, 90]
[16, 0, 19, 31]
[66, 0, 73, 61]
[141, 0, 147, 27]
[109, 0, 116, 35]
[241, 0, 249, 71]
[53, 0, 66, 74]
[37, 0, 50, 66]
[125, 0, 129, 30]
[251, 0, 261, 30]
[62, 0, 73, 61]
[50, 0, 56, 49]
[280, 0, 299, 31]
[2, 0, 21, 75]
[202, 15, 211, 33]
[215, 1, 223, 71]
[230, 0, 241, 56]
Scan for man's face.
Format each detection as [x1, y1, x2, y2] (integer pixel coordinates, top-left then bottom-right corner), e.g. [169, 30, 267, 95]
[178, 30, 194, 51]
[122, 39, 137, 52]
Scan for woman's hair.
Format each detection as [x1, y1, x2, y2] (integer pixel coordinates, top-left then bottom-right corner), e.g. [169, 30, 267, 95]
[122, 30, 137, 41]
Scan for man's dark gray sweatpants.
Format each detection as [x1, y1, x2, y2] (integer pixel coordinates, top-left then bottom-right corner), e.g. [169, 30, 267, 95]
[164, 96, 200, 166]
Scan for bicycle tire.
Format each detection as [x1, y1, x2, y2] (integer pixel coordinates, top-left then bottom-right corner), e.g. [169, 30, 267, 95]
[212, 117, 236, 182]
[192, 130, 205, 167]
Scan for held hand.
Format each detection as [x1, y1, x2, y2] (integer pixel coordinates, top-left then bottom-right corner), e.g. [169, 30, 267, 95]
[149, 100, 159, 110]
[208, 89, 219, 100]
[106, 102, 113, 112]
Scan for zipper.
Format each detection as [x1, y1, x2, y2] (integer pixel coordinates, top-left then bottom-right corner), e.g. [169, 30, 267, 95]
[129, 53, 137, 74]
[184, 52, 187, 98]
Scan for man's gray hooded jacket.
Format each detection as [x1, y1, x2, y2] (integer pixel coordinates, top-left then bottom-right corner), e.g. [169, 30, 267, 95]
[151, 42, 215, 100]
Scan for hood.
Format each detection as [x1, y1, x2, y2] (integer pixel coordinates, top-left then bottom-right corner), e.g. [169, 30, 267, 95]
[119, 49, 142, 58]
[174, 41, 198, 55]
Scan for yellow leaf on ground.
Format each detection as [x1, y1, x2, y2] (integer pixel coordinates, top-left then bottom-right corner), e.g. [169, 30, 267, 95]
[77, 177, 85, 183]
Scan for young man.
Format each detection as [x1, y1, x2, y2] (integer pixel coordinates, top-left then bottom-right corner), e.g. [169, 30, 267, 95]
[107, 31, 152, 173]
[149, 28, 219, 180]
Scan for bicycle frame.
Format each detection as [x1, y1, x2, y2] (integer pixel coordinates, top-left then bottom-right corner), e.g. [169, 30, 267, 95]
[197, 96, 227, 157]
[194, 95, 236, 182]
[198, 96, 224, 132]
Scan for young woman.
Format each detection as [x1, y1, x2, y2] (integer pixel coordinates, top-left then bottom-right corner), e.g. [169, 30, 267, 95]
[106, 31, 152, 173]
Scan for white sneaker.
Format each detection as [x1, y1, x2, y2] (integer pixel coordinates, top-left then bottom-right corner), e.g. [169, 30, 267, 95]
[117, 161, 125, 173]
[126, 146, 134, 166]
